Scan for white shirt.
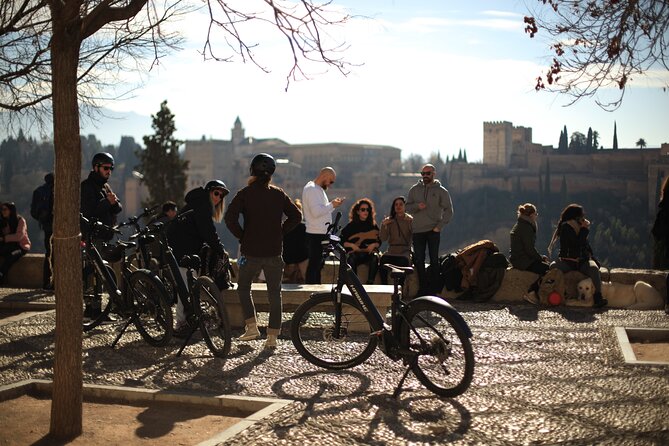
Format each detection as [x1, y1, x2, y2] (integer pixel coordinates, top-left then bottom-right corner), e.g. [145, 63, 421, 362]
[302, 180, 334, 234]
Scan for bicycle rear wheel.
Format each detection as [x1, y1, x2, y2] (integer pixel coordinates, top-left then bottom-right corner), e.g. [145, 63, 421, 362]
[193, 276, 231, 358]
[82, 264, 115, 332]
[291, 292, 377, 370]
[128, 270, 174, 346]
[402, 300, 474, 397]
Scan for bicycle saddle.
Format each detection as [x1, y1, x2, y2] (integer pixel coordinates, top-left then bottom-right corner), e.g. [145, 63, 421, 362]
[179, 255, 201, 270]
[383, 264, 414, 278]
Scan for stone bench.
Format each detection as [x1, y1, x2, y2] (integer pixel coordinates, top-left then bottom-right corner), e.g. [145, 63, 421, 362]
[221, 283, 395, 329]
[0, 253, 43, 289]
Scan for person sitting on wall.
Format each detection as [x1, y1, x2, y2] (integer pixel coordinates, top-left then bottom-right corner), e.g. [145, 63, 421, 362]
[379, 196, 413, 285]
[341, 198, 381, 285]
[0, 202, 32, 285]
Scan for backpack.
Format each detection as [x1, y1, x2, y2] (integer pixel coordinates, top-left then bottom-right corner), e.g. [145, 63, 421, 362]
[537, 268, 566, 305]
[30, 183, 53, 228]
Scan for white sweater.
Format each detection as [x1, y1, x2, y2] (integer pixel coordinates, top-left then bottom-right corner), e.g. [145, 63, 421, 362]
[302, 181, 334, 234]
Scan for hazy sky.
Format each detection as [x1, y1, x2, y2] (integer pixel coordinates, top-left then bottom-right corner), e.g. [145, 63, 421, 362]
[82, 0, 669, 161]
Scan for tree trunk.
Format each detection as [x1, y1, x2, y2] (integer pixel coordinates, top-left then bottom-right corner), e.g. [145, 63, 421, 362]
[48, 3, 84, 440]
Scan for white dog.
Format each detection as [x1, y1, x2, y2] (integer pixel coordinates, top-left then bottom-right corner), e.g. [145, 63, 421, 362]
[577, 278, 664, 310]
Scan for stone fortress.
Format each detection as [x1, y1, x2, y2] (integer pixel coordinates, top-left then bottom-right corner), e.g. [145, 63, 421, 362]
[175, 118, 669, 220]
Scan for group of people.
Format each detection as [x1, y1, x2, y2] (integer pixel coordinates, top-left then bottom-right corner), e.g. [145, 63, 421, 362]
[510, 202, 607, 307]
[296, 163, 453, 295]
[5, 148, 669, 349]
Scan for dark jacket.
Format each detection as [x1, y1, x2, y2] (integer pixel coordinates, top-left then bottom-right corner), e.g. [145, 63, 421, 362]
[509, 216, 542, 270]
[652, 199, 669, 268]
[557, 221, 592, 262]
[224, 182, 302, 257]
[167, 187, 225, 262]
[81, 171, 122, 238]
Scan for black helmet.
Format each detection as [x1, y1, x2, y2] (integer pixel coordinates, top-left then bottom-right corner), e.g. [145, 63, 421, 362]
[205, 180, 230, 196]
[92, 152, 114, 168]
[250, 153, 276, 177]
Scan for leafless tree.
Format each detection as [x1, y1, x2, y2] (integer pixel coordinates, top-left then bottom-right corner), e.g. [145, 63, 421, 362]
[524, 0, 669, 109]
[0, 0, 351, 440]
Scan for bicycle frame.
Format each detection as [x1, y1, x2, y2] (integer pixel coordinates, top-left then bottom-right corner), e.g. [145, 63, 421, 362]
[322, 232, 473, 345]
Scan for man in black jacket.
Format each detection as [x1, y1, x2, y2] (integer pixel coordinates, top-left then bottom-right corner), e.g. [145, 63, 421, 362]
[81, 152, 122, 237]
[81, 152, 122, 320]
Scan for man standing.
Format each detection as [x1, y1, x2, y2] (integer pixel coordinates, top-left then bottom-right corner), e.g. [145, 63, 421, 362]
[301, 167, 345, 284]
[81, 152, 122, 320]
[30, 172, 54, 290]
[81, 152, 122, 234]
[225, 153, 302, 349]
[406, 164, 453, 294]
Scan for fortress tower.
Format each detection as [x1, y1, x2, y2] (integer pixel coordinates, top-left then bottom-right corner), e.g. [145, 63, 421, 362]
[231, 116, 245, 148]
[483, 121, 513, 166]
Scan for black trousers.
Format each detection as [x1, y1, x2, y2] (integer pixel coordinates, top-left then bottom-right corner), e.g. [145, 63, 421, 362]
[379, 254, 411, 285]
[305, 233, 328, 284]
[0, 242, 26, 282]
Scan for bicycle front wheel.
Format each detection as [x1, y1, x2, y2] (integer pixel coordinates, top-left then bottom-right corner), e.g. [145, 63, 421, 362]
[403, 300, 474, 397]
[82, 264, 115, 332]
[128, 270, 174, 346]
[193, 276, 231, 358]
[291, 292, 377, 370]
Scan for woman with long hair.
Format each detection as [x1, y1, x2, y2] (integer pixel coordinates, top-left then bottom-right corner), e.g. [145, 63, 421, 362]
[167, 180, 230, 335]
[225, 153, 301, 349]
[510, 203, 549, 275]
[379, 196, 413, 284]
[340, 198, 381, 284]
[0, 202, 32, 284]
[548, 203, 607, 308]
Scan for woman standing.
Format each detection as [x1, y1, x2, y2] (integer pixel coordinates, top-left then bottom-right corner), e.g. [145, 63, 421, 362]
[0, 202, 32, 284]
[651, 176, 669, 314]
[379, 196, 413, 284]
[341, 198, 381, 285]
[168, 180, 229, 336]
[225, 153, 301, 349]
[548, 203, 607, 308]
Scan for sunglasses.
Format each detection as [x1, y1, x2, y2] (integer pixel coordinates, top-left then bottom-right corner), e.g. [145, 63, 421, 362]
[98, 164, 114, 171]
[213, 190, 225, 197]
[420, 171, 433, 176]
[359, 207, 370, 212]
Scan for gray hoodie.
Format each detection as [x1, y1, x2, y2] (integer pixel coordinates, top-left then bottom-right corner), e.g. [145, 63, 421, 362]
[405, 179, 453, 233]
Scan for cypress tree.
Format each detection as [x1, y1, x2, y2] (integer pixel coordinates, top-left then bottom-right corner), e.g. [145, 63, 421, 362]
[138, 100, 189, 207]
[613, 121, 619, 150]
[586, 127, 593, 152]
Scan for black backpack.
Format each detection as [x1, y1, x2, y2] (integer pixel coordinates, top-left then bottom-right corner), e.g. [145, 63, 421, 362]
[30, 183, 53, 229]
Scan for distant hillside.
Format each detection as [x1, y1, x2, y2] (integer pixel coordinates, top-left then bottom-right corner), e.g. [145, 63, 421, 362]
[80, 109, 152, 146]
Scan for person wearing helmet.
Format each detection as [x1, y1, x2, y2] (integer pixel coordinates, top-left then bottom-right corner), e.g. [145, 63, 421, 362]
[81, 152, 122, 233]
[224, 153, 302, 349]
[81, 152, 122, 320]
[168, 179, 230, 335]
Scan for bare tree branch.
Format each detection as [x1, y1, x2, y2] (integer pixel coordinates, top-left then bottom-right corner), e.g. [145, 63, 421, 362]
[526, 0, 669, 109]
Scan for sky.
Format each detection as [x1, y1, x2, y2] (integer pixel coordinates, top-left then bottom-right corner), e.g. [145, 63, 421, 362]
[79, 0, 669, 161]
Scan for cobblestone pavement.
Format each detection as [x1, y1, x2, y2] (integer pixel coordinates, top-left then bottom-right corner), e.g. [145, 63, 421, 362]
[1, 287, 668, 445]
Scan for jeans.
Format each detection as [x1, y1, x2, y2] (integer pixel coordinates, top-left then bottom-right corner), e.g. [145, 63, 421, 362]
[347, 251, 379, 284]
[305, 233, 328, 284]
[237, 255, 284, 330]
[551, 259, 602, 293]
[412, 231, 441, 292]
[0, 242, 26, 282]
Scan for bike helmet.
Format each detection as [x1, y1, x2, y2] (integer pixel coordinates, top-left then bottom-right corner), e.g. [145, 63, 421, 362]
[250, 153, 276, 177]
[205, 180, 230, 196]
[92, 152, 114, 168]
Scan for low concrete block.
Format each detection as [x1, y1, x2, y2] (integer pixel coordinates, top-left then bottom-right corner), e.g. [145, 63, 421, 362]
[3, 254, 43, 289]
[489, 268, 538, 303]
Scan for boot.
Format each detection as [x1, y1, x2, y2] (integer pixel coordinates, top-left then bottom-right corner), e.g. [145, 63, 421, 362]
[265, 327, 280, 349]
[593, 291, 607, 308]
[238, 318, 260, 341]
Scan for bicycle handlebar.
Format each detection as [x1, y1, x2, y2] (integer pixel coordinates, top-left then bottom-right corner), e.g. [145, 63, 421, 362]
[115, 204, 160, 229]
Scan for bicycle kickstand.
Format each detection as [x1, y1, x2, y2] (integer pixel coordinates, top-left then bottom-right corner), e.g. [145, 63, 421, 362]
[111, 314, 136, 349]
[175, 325, 198, 357]
[392, 364, 413, 399]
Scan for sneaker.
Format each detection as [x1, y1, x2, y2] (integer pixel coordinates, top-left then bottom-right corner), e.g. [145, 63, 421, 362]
[523, 291, 539, 305]
[238, 324, 260, 341]
[99, 313, 117, 324]
[264, 334, 277, 349]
